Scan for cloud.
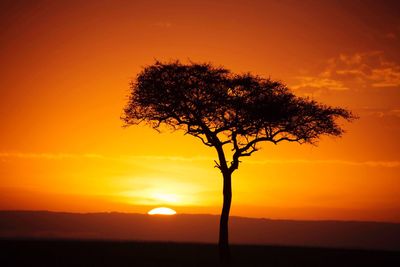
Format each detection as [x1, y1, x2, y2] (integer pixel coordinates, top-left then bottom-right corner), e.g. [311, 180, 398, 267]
[1, 152, 398, 168]
[293, 51, 400, 94]
[0, 152, 105, 160]
[291, 76, 348, 91]
[370, 67, 400, 87]
[358, 107, 400, 118]
[0, 152, 213, 163]
[325, 51, 400, 88]
[246, 159, 400, 168]
[389, 109, 400, 117]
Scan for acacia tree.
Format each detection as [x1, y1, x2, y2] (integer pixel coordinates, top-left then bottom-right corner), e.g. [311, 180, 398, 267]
[122, 61, 355, 262]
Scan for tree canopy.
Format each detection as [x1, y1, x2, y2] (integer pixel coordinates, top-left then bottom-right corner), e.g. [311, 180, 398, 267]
[123, 61, 355, 173]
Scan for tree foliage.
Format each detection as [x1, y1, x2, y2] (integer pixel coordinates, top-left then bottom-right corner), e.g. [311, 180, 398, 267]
[122, 61, 356, 173]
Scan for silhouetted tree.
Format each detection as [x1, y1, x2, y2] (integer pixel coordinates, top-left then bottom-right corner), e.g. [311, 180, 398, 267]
[122, 61, 356, 264]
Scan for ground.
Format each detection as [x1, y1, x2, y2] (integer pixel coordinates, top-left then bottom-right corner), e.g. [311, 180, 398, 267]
[1, 239, 399, 266]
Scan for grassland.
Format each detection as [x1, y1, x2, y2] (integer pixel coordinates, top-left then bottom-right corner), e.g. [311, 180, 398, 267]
[1, 239, 399, 267]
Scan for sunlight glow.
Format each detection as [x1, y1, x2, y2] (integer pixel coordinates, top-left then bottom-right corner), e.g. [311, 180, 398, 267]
[151, 192, 179, 203]
[117, 178, 208, 207]
[147, 207, 177, 215]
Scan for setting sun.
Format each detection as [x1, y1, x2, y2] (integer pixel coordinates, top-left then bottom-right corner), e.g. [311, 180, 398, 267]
[147, 207, 177, 215]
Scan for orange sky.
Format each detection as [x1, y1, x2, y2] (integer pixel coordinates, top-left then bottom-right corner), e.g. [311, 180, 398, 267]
[1, 0, 400, 222]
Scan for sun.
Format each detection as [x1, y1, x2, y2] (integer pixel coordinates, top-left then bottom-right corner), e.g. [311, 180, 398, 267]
[147, 207, 177, 215]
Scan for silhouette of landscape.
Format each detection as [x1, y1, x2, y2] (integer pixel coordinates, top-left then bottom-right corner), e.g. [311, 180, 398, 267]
[1, 211, 400, 250]
[2, 239, 400, 267]
[1, 211, 400, 266]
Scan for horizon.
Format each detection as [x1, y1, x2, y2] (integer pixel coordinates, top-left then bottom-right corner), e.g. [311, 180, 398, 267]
[1, 209, 400, 224]
[2, 210, 400, 252]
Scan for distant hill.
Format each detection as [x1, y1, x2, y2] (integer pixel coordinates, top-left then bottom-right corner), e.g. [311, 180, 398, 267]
[1, 210, 399, 251]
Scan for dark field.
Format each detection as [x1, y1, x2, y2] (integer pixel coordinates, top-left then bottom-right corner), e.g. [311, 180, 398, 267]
[1, 239, 400, 267]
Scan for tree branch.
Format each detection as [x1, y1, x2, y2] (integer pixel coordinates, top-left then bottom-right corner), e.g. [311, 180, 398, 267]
[214, 160, 221, 169]
[238, 136, 270, 153]
[191, 133, 214, 146]
[240, 146, 258, 157]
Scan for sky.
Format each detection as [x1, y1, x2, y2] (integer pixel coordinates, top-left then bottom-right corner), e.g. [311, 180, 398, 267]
[1, 0, 400, 222]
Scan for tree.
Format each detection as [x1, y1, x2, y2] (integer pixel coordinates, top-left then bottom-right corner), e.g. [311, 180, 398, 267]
[122, 61, 356, 264]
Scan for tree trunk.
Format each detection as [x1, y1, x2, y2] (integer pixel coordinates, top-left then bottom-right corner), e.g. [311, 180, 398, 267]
[219, 171, 232, 265]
